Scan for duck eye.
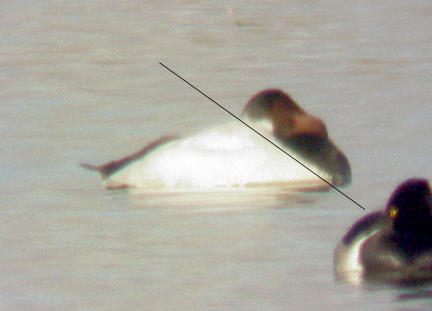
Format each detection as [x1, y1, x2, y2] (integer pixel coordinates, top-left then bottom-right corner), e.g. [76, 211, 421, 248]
[388, 206, 398, 219]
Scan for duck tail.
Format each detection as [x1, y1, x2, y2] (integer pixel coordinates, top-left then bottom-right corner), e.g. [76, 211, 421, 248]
[79, 162, 110, 178]
[79, 135, 178, 179]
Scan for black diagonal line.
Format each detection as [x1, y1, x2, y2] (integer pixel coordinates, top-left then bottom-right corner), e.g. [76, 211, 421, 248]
[159, 62, 365, 210]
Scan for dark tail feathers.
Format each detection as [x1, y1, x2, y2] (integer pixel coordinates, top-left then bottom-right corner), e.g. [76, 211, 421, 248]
[80, 135, 178, 179]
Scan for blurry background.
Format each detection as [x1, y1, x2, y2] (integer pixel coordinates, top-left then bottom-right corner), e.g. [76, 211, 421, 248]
[1, 0, 432, 310]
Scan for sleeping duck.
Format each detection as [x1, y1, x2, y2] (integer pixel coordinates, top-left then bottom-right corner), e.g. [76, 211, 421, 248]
[81, 89, 351, 192]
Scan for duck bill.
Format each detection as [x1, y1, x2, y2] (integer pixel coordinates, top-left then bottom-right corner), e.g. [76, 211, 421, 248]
[331, 150, 351, 187]
[278, 134, 352, 187]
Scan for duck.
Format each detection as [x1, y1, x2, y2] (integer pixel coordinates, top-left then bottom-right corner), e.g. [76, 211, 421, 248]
[81, 89, 351, 191]
[334, 178, 432, 285]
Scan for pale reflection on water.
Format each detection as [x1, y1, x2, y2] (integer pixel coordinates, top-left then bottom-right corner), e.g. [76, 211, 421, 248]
[1, 0, 432, 310]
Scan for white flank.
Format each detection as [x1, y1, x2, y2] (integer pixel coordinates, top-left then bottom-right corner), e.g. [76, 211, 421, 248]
[104, 120, 331, 191]
[334, 230, 379, 285]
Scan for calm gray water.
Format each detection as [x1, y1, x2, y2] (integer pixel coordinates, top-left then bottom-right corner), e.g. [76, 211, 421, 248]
[1, 0, 432, 310]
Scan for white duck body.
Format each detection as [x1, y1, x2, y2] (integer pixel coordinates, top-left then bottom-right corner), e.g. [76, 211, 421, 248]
[104, 119, 331, 191]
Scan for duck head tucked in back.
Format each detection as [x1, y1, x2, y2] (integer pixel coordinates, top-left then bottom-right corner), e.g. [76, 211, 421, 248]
[242, 89, 351, 187]
[334, 178, 432, 285]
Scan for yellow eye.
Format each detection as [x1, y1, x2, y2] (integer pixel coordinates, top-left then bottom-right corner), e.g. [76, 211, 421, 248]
[388, 206, 398, 219]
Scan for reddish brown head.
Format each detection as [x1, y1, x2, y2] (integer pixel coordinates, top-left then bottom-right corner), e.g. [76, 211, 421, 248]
[242, 89, 351, 186]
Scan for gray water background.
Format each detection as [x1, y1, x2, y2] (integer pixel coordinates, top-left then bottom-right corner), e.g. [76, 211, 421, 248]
[1, 0, 432, 310]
